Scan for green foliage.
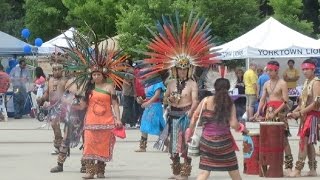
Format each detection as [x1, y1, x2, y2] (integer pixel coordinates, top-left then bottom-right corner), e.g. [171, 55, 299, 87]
[115, 0, 195, 60]
[194, 0, 262, 43]
[62, 0, 120, 39]
[0, 0, 24, 37]
[115, 3, 153, 60]
[268, 0, 314, 36]
[24, 0, 69, 41]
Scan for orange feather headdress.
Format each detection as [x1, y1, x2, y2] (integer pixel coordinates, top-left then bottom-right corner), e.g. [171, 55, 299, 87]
[142, 12, 220, 79]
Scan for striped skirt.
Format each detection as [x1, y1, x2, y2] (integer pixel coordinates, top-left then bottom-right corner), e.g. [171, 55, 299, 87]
[199, 133, 238, 171]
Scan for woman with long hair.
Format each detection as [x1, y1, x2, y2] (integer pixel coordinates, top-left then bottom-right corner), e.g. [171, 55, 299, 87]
[56, 28, 130, 179]
[186, 78, 248, 180]
[34, 66, 46, 98]
[80, 71, 122, 179]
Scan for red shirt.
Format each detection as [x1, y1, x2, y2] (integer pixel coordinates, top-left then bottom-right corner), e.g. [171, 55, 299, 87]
[134, 68, 145, 97]
[0, 71, 10, 93]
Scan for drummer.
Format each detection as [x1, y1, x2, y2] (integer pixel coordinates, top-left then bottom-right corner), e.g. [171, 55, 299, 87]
[254, 60, 293, 175]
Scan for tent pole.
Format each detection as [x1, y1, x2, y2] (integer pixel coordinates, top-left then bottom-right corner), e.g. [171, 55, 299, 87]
[246, 58, 250, 70]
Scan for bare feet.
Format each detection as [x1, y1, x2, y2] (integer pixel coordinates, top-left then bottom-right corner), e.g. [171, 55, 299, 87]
[289, 169, 301, 177]
[307, 170, 317, 177]
[284, 168, 292, 177]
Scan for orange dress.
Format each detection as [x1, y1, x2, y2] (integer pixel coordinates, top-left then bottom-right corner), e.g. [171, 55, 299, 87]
[83, 88, 116, 162]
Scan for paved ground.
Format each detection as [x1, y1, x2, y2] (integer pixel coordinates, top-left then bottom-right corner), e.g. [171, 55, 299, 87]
[0, 117, 319, 180]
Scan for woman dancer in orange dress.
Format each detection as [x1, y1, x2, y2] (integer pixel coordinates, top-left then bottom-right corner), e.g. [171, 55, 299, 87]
[82, 71, 122, 179]
[59, 30, 131, 179]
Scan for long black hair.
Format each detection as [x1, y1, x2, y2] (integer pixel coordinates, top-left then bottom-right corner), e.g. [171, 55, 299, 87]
[84, 75, 95, 103]
[212, 78, 233, 124]
[35, 67, 46, 79]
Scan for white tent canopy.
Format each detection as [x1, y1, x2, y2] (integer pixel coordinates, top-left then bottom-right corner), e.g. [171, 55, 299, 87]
[38, 27, 75, 54]
[213, 17, 320, 60]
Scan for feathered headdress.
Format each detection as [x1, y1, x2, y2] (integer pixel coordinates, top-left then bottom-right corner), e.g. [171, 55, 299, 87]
[141, 12, 220, 80]
[205, 65, 237, 92]
[50, 52, 68, 69]
[58, 29, 131, 90]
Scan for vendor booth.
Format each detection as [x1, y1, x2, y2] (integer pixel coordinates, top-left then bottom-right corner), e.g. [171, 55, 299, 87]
[0, 31, 37, 56]
[212, 17, 320, 93]
[37, 27, 75, 54]
[213, 17, 320, 60]
[0, 31, 37, 117]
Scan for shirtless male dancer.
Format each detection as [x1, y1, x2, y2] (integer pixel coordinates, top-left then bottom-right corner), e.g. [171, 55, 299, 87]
[163, 65, 198, 180]
[50, 73, 87, 173]
[254, 61, 293, 175]
[287, 59, 319, 177]
[37, 55, 67, 155]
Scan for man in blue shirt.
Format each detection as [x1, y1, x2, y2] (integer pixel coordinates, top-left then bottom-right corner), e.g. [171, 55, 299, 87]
[256, 67, 269, 116]
[257, 67, 270, 98]
[9, 59, 30, 119]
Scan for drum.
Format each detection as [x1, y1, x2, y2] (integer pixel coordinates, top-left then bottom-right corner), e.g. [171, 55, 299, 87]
[243, 132, 260, 175]
[259, 122, 285, 177]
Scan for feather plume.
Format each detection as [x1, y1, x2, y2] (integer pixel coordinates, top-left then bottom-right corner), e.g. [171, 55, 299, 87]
[58, 28, 131, 91]
[142, 12, 220, 83]
[206, 66, 237, 92]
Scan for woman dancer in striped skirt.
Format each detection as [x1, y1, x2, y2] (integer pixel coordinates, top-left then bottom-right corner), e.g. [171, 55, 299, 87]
[186, 78, 248, 180]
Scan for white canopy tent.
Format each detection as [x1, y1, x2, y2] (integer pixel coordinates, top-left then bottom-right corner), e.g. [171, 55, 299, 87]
[38, 27, 75, 54]
[213, 17, 320, 60]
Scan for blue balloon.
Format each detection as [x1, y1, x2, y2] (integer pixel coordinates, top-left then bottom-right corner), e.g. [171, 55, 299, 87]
[21, 28, 31, 39]
[23, 45, 32, 54]
[34, 38, 43, 47]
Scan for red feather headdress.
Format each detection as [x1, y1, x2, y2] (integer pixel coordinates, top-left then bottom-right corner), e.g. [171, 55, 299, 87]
[142, 12, 220, 78]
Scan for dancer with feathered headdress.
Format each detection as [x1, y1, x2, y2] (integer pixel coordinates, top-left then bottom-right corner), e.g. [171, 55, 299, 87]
[37, 52, 68, 156]
[55, 29, 131, 179]
[139, 12, 219, 179]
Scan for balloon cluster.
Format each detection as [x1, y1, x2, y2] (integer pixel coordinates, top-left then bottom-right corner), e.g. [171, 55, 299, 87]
[21, 28, 43, 54]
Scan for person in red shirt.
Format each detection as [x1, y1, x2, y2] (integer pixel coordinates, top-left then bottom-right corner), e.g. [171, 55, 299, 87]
[133, 64, 145, 127]
[0, 64, 10, 121]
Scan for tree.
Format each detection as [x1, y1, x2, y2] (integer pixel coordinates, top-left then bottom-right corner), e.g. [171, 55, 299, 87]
[268, 0, 314, 37]
[258, 0, 273, 17]
[0, 0, 25, 37]
[194, 0, 262, 43]
[115, 0, 195, 59]
[62, 0, 121, 39]
[301, 0, 320, 35]
[24, 0, 69, 41]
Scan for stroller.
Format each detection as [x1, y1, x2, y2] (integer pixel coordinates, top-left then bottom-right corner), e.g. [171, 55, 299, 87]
[36, 105, 49, 122]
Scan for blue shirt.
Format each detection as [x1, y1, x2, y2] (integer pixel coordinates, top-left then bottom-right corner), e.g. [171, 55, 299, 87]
[257, 73, 269, 97]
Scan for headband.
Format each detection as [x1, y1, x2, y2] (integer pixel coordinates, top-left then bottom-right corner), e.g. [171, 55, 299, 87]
[301, 63, 316, 70]
[266, 64, 279, 71]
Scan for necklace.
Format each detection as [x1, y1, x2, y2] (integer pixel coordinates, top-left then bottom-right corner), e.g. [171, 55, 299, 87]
[269, 79, 279, 94]
[177, 78, 188, 95]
